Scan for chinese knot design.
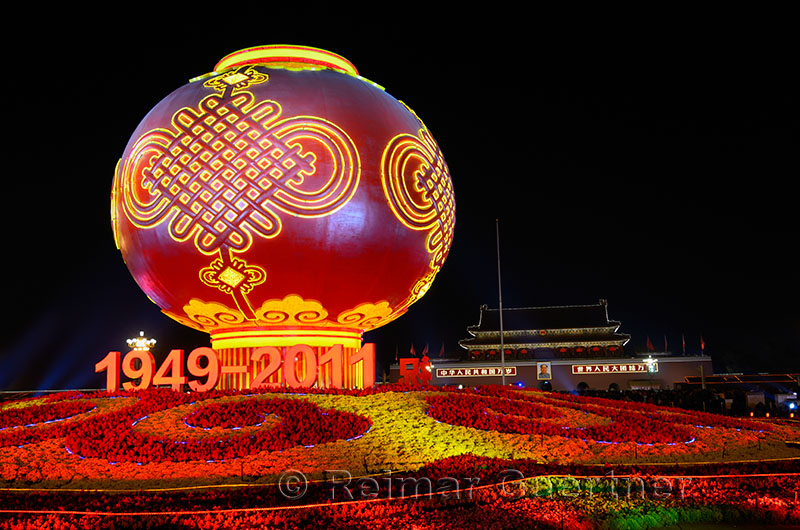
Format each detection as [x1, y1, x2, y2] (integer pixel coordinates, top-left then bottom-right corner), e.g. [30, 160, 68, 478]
[198, 251, 267, 320]
[381, 128, 455, 270]
[119, 91, 360, 255]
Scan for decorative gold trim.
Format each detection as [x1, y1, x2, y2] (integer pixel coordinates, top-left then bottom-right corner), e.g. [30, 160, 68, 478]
[180, 299, 247, 330]
[380, 128, 455, 270]
[254, 294, 329, 326]
[178, 294, 399, 333]
[203, 66, 268, 94]
[214, 45, 358, 76]
[336, 301, 395, 331]
[210, 327, 362, 349]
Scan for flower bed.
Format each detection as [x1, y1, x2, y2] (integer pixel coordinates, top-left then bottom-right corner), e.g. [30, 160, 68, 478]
[0, 393, 135, 449]
[61, 390, 371, 464]
[185, 401, 270, 430]
[0, 385, 798, 529]
[0, 400, 95, 430]
[0, 458, 798, 529]
[426, 391, 697, 444]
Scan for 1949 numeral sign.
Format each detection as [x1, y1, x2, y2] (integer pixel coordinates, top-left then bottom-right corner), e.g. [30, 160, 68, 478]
[95, 344, 375, 392]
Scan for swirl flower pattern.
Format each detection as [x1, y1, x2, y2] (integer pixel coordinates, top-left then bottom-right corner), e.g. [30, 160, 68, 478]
[0, 385, 797, 530]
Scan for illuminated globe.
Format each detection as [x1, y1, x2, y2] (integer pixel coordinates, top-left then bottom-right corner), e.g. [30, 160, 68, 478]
[111, 45, 455, 389]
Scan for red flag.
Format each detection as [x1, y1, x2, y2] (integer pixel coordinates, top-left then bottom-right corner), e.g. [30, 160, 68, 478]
[700, 335, 705, 351]
[663, 334, 668, 352]
[395, 345, 399, 362]
[646, 336, 655, 351]
[410, 344, 417, 357]
[682, 333, 686, 355]
[422, 344, 429, 357]
[439, 342, 445, 358]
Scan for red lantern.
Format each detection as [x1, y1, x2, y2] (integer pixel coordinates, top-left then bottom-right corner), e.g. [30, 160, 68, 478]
[111, 45, 455, 389]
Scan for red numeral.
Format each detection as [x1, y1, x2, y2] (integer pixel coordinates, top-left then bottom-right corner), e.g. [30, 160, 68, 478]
[122, 350, 155, 390]
[284, 345, 318, 388]
[153, 349, 188, 391]
[187, 347, 220, 392]
[251, 347, 282, 388]
[100, 342, 376, 392]
[348, 344, 375, 388]
[318, 344, 343, 389]
[95, 351, 121, 392]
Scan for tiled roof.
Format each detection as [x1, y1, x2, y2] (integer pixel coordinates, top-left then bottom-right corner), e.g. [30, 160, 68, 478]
[468, 301, 620, 332]
[460, 300, 631, 350]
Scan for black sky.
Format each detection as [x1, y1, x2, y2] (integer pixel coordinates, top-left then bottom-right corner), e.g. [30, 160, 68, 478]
[2, 12, 797, 390]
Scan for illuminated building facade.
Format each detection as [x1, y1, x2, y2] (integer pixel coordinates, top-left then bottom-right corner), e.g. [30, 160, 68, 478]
[458, 300, 630, 361]
[391, 300, 713, 391]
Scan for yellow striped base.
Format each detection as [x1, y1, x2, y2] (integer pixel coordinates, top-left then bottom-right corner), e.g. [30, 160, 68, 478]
[210, 327, 371, 391]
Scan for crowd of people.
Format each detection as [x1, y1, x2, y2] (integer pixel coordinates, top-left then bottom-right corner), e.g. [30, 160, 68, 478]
[574, 386, 799, 417]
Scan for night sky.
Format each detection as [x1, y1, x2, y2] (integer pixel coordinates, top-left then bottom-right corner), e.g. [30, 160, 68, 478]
[2, 13, 797, 391]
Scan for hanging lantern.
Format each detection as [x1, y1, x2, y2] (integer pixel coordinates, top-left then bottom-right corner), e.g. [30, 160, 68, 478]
[111, 45, 455, 389]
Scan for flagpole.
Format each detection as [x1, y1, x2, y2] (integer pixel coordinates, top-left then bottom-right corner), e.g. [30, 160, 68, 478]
[496, 219, 506, 386]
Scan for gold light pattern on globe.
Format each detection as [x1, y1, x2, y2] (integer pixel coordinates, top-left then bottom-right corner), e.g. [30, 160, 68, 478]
[174, 295, 398, 334]
[177, 299, 247, 330]
[256, 294, 329, 325]
[119, 91, 360, 255]
[110, 45, 455, 394]
[202, 65, 269, 95]
[199, 251, 267, 320]
[380, 128, 455, 270]
[335, 300, 396, 329]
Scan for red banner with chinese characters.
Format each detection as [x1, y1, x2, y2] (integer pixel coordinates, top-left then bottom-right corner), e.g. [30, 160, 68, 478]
[571, 362, 657, 375]
[435, 367, 517, 378]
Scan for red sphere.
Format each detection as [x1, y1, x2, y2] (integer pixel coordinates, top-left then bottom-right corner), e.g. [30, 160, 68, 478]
[111, 45, 455, 347]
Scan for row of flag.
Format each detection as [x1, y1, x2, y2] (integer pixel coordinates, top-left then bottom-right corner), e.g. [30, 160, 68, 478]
[645, 334, 705, 354]
[397, 335, 708, 360]
[395, 343, 446, 360]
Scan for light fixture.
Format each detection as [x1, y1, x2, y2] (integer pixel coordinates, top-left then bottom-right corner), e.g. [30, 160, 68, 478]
[645, 355, 657, 373]
[127, 331, 156, 352]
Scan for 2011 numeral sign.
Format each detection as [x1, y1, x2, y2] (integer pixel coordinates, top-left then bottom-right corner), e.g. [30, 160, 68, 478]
[95, 344, 374, 392]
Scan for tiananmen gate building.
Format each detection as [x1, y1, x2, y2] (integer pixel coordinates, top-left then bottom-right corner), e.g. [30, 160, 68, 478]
[391, 300, 713, 391]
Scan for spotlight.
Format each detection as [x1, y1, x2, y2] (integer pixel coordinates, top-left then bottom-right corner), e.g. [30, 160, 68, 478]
[516, 382, 524, 388]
